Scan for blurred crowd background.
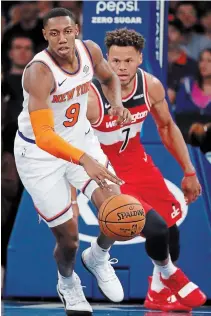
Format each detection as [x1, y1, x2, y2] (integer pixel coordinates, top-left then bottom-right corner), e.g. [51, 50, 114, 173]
[1, 0, 211, 290]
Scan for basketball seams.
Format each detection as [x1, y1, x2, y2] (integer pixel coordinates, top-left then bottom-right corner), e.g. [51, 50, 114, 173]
[98, 219, 145, 224]
[105, 203, 144, 222]
[99, 195, 119, 221]
[104, 222, 134, 240]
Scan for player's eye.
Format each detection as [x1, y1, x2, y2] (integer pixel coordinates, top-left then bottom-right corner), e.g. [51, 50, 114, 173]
[65, 29, 72, 34]
[51, 32, 57, 37]
[113, 59, 119, 63]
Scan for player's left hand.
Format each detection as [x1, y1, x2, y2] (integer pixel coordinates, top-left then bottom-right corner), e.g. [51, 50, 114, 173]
[108, 106, 131, 126]
[181, 174, 202, 205]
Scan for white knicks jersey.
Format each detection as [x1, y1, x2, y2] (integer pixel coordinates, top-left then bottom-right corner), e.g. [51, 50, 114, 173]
[18, 39, 94, 149]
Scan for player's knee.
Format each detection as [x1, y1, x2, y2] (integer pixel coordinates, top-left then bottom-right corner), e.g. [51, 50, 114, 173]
[143, 210, 169, 261]
[142, 209, 168, 239]
[169, 224, 180, 262]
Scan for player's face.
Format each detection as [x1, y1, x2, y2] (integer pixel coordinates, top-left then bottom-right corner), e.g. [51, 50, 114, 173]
[199, 51, 211, 78]
[108, 46, 142, 87]
[42, 16, 78, 59]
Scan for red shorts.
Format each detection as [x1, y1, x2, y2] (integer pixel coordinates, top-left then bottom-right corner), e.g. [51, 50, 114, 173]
[120, 164, 182, 228]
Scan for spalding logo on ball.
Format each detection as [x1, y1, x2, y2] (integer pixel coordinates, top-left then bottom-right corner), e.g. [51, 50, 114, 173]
[98, 194, 146, 241]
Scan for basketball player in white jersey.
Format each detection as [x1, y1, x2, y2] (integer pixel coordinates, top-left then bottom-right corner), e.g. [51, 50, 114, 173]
[14, 8, 131, 315]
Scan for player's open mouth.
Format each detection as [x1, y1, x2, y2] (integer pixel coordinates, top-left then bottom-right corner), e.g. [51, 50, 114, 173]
[58, 47, 70, 53]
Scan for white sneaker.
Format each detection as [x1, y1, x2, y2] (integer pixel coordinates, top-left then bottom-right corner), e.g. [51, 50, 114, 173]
[81, 247, 124, 302]
[57, 271, 93, 315]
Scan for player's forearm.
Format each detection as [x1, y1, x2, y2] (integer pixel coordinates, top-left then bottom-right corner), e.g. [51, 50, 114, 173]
[30, 109, 85, 164]
[101, 73, 123, 108]
[158, 120, 195, 173]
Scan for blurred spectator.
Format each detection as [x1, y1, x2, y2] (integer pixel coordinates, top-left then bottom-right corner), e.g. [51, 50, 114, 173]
[200, 9, 211, 41]
[37, 1, 53, 19]
[168, 19, 197, 104]
[174, 48, 211, 142]
[6, 4, 21, 28]
[2, 36, 34, 128]
[2, 1, 46, 71]
[1, 34, 33, 288]
[188, 122, 211, 158]
[175, 1, 211, 60]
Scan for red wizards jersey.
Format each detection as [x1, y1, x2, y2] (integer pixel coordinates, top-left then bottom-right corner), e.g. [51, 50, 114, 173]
[91, 68, 152, 176]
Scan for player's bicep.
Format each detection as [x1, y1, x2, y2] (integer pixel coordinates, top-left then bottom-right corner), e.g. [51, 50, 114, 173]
[24, 63, 54, 113]
[151, 98, 173, 128]
[147, 73, 173, 128]
[87, 84, 101, 124]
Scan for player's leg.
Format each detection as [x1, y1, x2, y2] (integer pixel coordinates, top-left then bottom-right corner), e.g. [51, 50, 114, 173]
[14, 137, 92, 315]
[136, 166, 207, 308]
[36, 179, 92, 315]
[70, 185, 80, 217]
[66, 136, 124, 302]
[169, 224, 180, 263]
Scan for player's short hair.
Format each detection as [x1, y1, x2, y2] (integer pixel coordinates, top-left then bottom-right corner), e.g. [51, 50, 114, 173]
[105, 28, 145, 52]
[43, 8, 76, 27]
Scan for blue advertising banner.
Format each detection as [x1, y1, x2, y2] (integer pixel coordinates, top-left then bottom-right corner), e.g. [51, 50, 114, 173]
[83, 0, 168, 84]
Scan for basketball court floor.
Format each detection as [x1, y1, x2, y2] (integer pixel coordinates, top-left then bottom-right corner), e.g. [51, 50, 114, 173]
[3, 302, 211, 316]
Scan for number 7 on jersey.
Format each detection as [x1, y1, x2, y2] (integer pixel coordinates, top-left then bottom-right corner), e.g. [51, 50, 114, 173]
[120, 127, 130, 152]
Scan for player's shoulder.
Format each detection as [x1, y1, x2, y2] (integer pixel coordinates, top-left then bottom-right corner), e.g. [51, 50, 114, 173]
[142, 71, 165, 100]
[83, 40, 103, 67]
[141, 70, 161, 85]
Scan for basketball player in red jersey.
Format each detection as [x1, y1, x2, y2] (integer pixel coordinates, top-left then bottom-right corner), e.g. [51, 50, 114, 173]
[82, 29, 206, 311]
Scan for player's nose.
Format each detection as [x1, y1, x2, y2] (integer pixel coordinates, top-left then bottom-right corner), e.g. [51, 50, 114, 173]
[119, 62, 127, 71]
[58, 34, 67, 44]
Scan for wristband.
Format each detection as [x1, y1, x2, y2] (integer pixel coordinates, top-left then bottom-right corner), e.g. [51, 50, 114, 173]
[184, 172, 196, 177]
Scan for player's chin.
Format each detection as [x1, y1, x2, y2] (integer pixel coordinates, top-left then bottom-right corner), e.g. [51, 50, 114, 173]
[57, 48, 70, 58]
[120, 79, 130, 87]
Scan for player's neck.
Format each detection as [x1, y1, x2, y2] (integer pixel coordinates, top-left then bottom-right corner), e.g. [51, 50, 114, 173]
[47, 46, 78, 72]
[121, 76, 136, 99]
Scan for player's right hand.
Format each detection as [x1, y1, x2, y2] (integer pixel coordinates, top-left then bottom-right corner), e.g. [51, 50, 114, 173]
[79, 154, 124, 189]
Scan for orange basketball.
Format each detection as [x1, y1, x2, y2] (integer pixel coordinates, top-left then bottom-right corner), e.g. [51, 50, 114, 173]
[98, 194, 146, 241]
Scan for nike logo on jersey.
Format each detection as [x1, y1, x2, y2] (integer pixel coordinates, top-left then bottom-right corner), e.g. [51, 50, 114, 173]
[133, 94, 144, 100]
[143, 152, 147, 162]
[85, 128, 90, 135]
[58, 79, 67, 87]
[105, 103, 111, 109]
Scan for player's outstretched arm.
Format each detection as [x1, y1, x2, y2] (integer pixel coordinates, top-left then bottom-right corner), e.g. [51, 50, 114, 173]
[146, 73, 202, 204]
[26, 63, 123, 187]
[85, 40, 131, 125]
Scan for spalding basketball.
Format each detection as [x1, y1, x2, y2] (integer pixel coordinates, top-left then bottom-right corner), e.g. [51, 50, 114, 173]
[98, 194, 145, 241]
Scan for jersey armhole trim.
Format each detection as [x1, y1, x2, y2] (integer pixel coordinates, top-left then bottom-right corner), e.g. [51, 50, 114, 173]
[25, 60, 57, 95]
[90, 83, 104, 127]
[81, 40, 94, 73]
[141, 69, 151, 111]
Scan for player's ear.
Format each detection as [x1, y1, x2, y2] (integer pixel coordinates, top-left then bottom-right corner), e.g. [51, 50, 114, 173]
[139, 52, 143, 65]
[42, 29, 47, 41]
[75, 24, 79, 36]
